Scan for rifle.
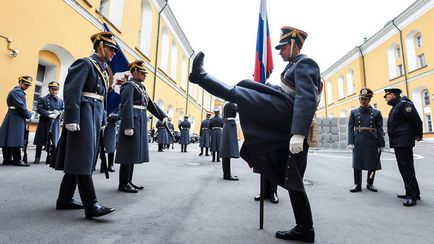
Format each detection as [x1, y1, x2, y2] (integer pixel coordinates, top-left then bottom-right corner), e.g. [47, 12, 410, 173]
[22, 119, 30, 164]
[45, 118, 55, 165]
[369, 149, 382, 179]
[99, 129, 109, 179]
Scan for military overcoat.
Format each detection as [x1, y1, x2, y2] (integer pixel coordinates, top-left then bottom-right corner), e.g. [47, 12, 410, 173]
[209, 115, 223, 152]
[219, 102, 240, 158]
[178, 119, 191, 145]
[33, 94, 64, 146]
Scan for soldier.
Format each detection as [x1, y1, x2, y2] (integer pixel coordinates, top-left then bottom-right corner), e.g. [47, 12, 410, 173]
[103, 107, 120, 173]
[156, 119, 168, 152]
[54, 31, 117, 219]
[178, 115, 191, 152]
[220, 102, 239, 181]
[189, 25, 320, 243]
[347, 88, 385, 192]
[199, 113, 211, 156]
[209, 107, 224, 162]
[0, 76, 33, 166]
[33, 81, 64, 164]
[384, 88, 423, 207]
[115, 60, 167, 193]
[166, 117, 175, 149]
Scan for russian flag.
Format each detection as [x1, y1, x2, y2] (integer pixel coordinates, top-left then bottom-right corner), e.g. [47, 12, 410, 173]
[103, 23, 130, 114]
[254, 0, 273, 84]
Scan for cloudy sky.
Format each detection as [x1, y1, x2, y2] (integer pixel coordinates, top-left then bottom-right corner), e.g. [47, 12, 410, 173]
[169, 0, 416, 85]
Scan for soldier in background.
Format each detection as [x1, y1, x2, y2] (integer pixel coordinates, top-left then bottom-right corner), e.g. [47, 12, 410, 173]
[384, 88, 423, 207]
[54, 31, 117, 219]
[166, 117, 175, 149]
[178, 115, 191, 152]
[156, 119, 168, 152]
[209, 107, 223, 162]
[33, 81, 64, 164]
[103, 107, 120, 172]
[199, 113, 211, 156]
[115, 60, 167, 193]
[347, 88, 385, 193]
[0, 76, 33, 167]
[220, 102, 239, 181]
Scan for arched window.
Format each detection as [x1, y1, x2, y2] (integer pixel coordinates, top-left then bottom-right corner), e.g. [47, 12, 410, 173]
[326, 80, 333, 104]
[406, 30, 426, 71]
[337, 76, 345, 99]
[160, 27, 169, 72]
[167, 105, 174, 118]
[99, 0, 124, 29]
[387, 43, 402, 79]
[421, 89, 433, 132]
[170, 41, 178, 79]
[139, 0, 152, 57]
[180, 56, 187, 90]
[156, 99, 164, 112]
[346, 69, 355, 95]
[178, 111, 184, 124]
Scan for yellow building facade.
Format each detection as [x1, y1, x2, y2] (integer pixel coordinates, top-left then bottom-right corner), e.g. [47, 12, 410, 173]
[0, 0, 215, 133]
[317, 0, 434, 139]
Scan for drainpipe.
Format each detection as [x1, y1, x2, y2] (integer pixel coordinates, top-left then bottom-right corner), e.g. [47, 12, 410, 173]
[150, 0, 168, 127]
[185, 52, 195, 116]
[392, 19, 409, 96]
[357, 46, 367, 88]
[200, 88, 205, 121]
[322, 78, 328, 118]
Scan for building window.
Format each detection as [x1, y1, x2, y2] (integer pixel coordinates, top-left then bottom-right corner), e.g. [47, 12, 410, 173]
[33, 64, 47, 119]
[180, 56, 187, 90]
[139, 0, 152, 57]
[326, 80, 333, 104]
[346, 69, 355, 95]
[422, 89, 430, 106]
[426, 115, 433, 132]
[337, 76, 345, 99]
[397, 64, 403, 76]
[170, 41, 177, 79]
[160, 28, 169, 72]
[416, 34, 422, 48]
[99, 0, 124, 29]
[395, 46, 401, 58]
[417, 54, 426, 68]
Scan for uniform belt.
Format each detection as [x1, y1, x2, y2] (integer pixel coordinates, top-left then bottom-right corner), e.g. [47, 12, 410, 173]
[212, 127, 222, 130]
[8, 106, 16, 110]
[181, 128, 189, 130]
[133, 105, 146, 110]
[82, 92, 104, 102]
[225, 118, 236, 121]
[201, 128, 209, 130]
[355, 127, 375, 131]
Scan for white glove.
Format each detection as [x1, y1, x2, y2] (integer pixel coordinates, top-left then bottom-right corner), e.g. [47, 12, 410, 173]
[101, 125, 106, 132]
[54, 110, 61, 116]
[379, 147, 384, 152]
[124, 129, 134, 136]
[347, 144, 354, 150]
[163, 117, 168, 123]
[289, 134, 305, 154]
[65, 123, 80, 132]
[48, 113, 57, 119]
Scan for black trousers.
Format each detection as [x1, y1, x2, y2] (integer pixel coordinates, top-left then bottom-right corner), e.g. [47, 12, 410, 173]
[35, 145, 43, 159]
[353, 169, 376, 186]
[2, 147, 12, 164]
[394, 147, 420, 199]
[58, 174, 97, 208]
[119, 164, 135, 185]
[158, 144, 164, 151]
[262, 177, 278, 197]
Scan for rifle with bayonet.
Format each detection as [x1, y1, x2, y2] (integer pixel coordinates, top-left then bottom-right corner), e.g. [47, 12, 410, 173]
[22, 118, 30, 164]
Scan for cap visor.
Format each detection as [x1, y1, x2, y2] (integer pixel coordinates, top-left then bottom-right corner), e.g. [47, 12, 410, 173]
[275, 42, 289, 50]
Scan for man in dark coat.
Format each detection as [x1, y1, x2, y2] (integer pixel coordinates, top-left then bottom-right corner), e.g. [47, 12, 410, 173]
[384, 88, 423, 207]
[220, 102, 239, 180]
[103, 107, 120, 172]
[199, 113, 211, 156]
[209, 107, 224, 162]
[347, 88, 385, 192]
[115, 60, 166, 193]
[189, 25, 320, 243]
[178, 115, 191, 152]
[0, 76, 33, 166]
[156, 119, 168, 152]
[166, 117, 175, 149]
[54, 31, 118, 219]
[33, 81, 64, 164]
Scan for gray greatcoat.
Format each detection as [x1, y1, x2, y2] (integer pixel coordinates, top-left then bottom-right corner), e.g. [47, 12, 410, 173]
[220, 102, 240, 158]
[199, 118, 211, 147]
[103, 110, 120, 153]
[348, 106, 385, 170]
[209, 115, 223, 152]
[167, 122, 174, 144]
[0, 86, 32, 147]
[178, 119, 191, 145]
[55, 54, 108, 175]
[33, 94, 64, 146]
[115, 79, 166, 164]
[156, 120, 169, 145]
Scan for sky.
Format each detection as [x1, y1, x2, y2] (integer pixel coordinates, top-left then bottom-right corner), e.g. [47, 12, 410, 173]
[168, 0, 417, 86]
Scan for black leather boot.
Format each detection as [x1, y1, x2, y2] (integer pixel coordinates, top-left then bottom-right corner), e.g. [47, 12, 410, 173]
[56, 174, 83, 210]
[11, 147, 29, 167]
[118, 164, 138, 193]
[108, 153, 115, 172]
[77, 175, 115, 219]
[158, 144, 163, 152]
[205, 148, 209, 156]
[129, 164, 143, 190]
[276, 225, 315, 243]
[350, 169, 362, 192]
[34, 145, 42, 164]
[212, 152, 216, 162]
[366, 171, 377, 192]
[184, 145, 188, 153]
[222, 158, 238, 181]
[189, 52, 236, 102]
[2, 147, 12, 165]
[199, 147, 203, 156]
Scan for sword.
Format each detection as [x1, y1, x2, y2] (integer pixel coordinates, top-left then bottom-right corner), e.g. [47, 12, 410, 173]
[369, 148, 382, 179]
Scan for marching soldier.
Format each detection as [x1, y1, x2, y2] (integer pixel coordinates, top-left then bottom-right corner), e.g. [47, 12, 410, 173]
[178, 115, 191, 152]
[189, 25, 320, 243]
[156, 119, 168, 152]
[54, 31, 117, 219]
[166, 117, 175, 149]
[220, 102, 239, 180]
[0, 76, 33, 166]
[199, 113, 211, 156]
[33, 81, 64, 164]
[384, 88, 423, 207]
[115, 60, 167, 193]
[209, 107, 223, 162]
[103, 107, 120, 173]
[347, 88, 385, 192]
